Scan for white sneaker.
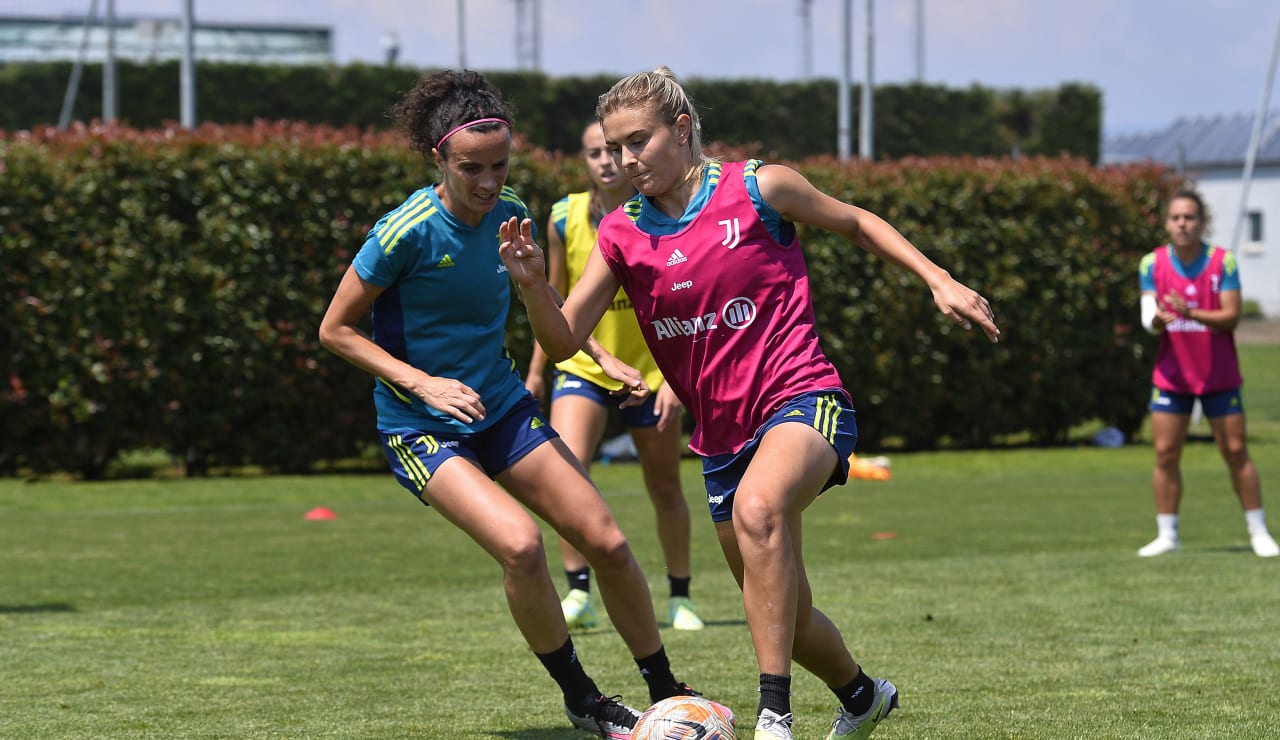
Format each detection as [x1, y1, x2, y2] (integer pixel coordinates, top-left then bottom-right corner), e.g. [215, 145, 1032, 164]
[1251, 532, 1280, 557]
[1137, 536, 1180, 557]
[754, 708, 794, 739]
[827, 677, 899, 739]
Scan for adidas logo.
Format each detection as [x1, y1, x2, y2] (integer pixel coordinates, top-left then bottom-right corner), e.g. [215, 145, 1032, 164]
[529, 417, 545, 430]
[665, 249, 688, 266]
[784, 410, 805, 417]
[437, 255, 455, 268]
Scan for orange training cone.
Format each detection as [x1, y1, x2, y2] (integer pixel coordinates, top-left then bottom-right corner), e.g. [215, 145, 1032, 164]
[848, 453, 891, 481]
[304, 507, 338, 520]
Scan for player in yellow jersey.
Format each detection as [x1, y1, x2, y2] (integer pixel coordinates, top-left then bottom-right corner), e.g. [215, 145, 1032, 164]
[526, 118, 705, 632]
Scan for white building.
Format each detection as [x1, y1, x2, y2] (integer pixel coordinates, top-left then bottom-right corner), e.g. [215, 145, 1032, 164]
[0, 13, 332, 65]
[1103, 111, 1280, 318]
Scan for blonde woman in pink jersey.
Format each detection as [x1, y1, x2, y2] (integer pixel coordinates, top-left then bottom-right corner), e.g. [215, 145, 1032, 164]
[499, 67, 999, 740]
[525, 118, 706, 633]
[1137, 190, 1278, 558]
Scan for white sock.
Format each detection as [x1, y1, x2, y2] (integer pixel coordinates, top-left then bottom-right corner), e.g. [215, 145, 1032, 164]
[1244, 508, 1269, 537]
[1156, 513, 1179, 540]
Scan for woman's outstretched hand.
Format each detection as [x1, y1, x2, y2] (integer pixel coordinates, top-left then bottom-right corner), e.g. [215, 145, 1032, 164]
[932, 277, 1001, 343]
[498, 217, 545, 288]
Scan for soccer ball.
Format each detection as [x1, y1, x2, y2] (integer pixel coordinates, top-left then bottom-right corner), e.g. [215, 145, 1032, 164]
[630, 695, 736, 739]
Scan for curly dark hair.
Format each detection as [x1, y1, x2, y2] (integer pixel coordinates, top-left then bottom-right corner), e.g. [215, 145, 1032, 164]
[392, 69, 515, 160]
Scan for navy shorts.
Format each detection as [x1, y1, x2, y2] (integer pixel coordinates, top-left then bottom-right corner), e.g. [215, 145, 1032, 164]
[550, 370, 660, 428]
[1149, 386, 1243, 418]
[701, 390, 857, 523]
[380, 394, 559, 500]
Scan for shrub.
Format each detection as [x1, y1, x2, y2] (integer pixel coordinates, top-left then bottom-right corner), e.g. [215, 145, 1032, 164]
[0, 123, 1171, 475]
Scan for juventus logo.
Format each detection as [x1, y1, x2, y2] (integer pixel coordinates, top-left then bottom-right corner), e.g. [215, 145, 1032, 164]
[719, 218, 741, 249]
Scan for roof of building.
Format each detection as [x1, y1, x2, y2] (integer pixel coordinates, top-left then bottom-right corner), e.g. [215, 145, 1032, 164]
[0, 14, 332, 65]
[1102, 110, 1280, 168]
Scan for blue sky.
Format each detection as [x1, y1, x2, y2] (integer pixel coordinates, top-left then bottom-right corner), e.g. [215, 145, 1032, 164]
[6, 0, 1279, 138]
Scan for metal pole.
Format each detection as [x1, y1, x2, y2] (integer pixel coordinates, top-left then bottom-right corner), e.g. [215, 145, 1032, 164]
[180, 0, 196, 128]
[799, 0, 813, 80]
[103, 0, 116, 123]
[513, 0, 528, 69]
[533, 0, 541, 71]
[58, 0, 100, 129]
[457, 0, 467, 68]
[915, 0, 924, 82]
[859, 0, 874, 160]
[838, 0, 852, 161]
[1231, 13, 1280, 254]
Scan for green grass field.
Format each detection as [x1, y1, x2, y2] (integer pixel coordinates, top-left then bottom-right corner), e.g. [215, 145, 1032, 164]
[3, 346, 1278, 738]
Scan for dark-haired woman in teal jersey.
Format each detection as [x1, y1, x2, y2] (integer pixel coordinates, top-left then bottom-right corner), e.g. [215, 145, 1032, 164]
[319, 69, 719, 739]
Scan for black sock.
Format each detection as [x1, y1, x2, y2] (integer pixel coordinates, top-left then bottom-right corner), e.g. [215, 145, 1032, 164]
[635, 646, 681, 702]
[565, 567, 591, 594]
[535, 637, 598, 710]
[758, 673, 792, 717]
[832, 670, 875, 715]
[668, 575, 691, 599]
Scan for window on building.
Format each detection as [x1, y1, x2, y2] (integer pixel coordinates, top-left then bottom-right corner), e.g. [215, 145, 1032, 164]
[1248, 210, 1263, 242]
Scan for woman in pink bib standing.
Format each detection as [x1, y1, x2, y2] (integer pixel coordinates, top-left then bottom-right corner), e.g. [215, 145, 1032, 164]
[1137, 189, 1278, 558]
[500, 67, 1000, 740]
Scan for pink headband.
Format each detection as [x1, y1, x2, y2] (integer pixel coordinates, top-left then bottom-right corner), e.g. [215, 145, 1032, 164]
[435, 117, 510, 150]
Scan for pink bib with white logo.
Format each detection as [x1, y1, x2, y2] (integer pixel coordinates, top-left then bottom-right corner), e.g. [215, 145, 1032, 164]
[597, 161, 848, 455]
[1151, 245, 1241, 394]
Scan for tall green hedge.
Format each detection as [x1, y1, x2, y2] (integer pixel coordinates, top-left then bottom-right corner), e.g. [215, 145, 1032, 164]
[801, 154, 1172, 447]
[1, 61, 1101, 161]
[0, 123, 1171, 477]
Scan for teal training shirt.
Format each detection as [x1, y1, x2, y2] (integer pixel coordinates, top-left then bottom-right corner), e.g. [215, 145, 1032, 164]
[352, 184, 535, 433]
[1139, 242, 1240, 292]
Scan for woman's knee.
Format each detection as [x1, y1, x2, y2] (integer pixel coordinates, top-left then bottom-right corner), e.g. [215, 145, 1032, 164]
[576, 527, 634, 571]
[732, 497, 784, 548]
[1220, 442, 1251, 470]
[1154, 443, 1183, 469]
[496, 530, 547, 579]
[646, 480, 686, 515]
